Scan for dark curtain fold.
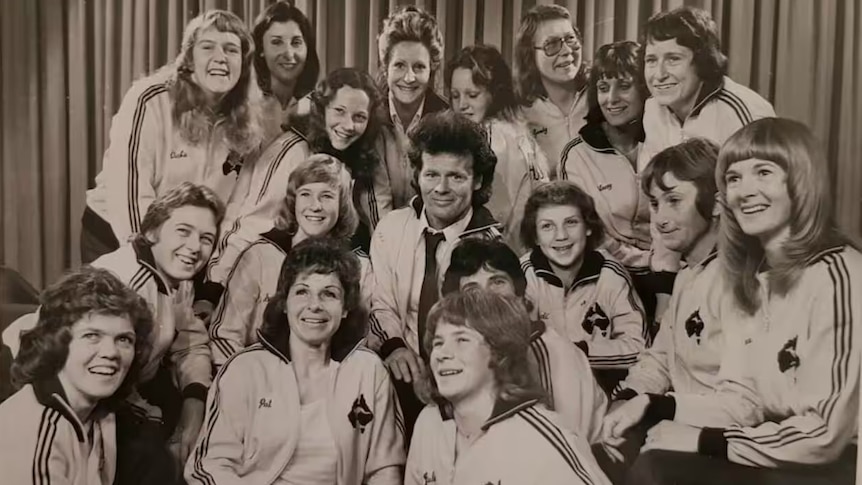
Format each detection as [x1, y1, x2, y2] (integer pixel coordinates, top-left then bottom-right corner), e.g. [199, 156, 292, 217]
[2, 0, 860, 289]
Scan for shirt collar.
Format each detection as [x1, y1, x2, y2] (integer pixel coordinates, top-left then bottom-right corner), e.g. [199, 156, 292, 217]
[419, 206, 474, 243]
[389, 93, 426, 134]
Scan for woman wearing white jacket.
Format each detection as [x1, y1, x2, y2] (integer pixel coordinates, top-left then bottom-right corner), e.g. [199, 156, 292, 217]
[187, 238, 404, 485]
[446, 44, 551, 254]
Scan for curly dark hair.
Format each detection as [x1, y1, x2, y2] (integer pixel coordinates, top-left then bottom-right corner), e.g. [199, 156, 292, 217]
[261, 237, 366, 356]
[252, 1, 320, 99]
[585, 41, 649, 125]
[520, 180, 605, 251]
[423, 289, 545, 405]
[408, 111, 497, 207]
[289, 68, 385, 188]
[514, 4, 588, 105]
[641, 6, 727, 85]
[445, 44, 519, 121]
[442, 239, 527, 298]
[11, 267, 153, 401]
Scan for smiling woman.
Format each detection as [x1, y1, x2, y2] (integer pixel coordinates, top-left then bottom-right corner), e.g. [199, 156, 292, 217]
[81, 10, 262, 267]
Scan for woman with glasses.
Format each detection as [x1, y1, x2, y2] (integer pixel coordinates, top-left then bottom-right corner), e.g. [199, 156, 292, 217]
[446, 44, 551, 253]
[515, 4, 589, 173]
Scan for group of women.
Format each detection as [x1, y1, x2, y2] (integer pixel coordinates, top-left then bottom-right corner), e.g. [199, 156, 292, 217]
[0, 1, 859, 485]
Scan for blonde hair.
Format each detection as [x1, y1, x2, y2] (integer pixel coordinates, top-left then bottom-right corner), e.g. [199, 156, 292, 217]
[376, 6, 444, 91]
[717, 118, 851, 314]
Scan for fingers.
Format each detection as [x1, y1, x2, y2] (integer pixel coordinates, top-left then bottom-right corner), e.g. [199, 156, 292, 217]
[398, 358, 414, 383]
[602, 442, 625, 464]
[404, 352, 422, 383]
[385, 356, 404, 381]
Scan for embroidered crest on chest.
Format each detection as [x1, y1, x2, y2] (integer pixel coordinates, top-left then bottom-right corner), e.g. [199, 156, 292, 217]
[422, 471, 437, 484]
[582, 303, 611, 337]
[778, 336, 801, 373]
[684, 309, 705, 344]
[222, 150, 244, 176]
[348, 394, 374, 432]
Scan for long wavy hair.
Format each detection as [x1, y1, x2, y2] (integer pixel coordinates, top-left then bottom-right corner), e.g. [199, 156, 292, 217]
[717, 118, 852, 315]
[170, 10, 263, 154]
[445, 44, 519, 122]
[514, 4, 588, 105]
[289, 68, 385, 188]
[274, 154, 359, 241]
[585, 41, 648, 125]
[252, 1, 320, 99]
[11, 267, 153, 402]
[423, 289, 545, 405]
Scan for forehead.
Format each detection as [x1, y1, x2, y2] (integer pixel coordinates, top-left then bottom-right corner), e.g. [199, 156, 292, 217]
[196, 26, 241, 45]
[598, 72, 635, 83]
[651, 172, 699, 196]
[461, 266, 514, 284]
[434, 320, 484, 340]
[264, 20, 303, 38]
[726, 157, 783, 172]
[534, 18, 576, 43]
[330, 86, 370, 109]
[72, 313, 135, 334]
[297, 181, 338, 192]
[450, 68, 480, 88]
[389, 41, 430, 62]
[645, 38, 693, 56]
[536, 203, 582, 220]
[163, 205, 217, 232]
[292, 271, 344, 289]
[420, 152, 474, 173]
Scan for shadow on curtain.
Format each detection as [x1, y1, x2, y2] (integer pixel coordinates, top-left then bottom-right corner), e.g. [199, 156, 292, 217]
[1, 0, 860, 289]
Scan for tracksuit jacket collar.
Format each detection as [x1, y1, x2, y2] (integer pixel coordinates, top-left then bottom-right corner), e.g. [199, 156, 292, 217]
[409, 197, 501, 237]
[33, 376, 113, 443]
[529, 248, 605, 291]
[256, 307, 366, 364]
[384, 89, 449, 127]
[260, 227, 294, 254]
[131, 239, 171, 295]
[578, 119, 645, 154]
[436, 395, 542, 431]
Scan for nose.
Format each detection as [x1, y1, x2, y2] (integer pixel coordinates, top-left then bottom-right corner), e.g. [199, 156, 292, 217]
[553, 225, 568, 241]
[653, 204, 671, 229]
[184, 233, 202, 254]
[656, 60, 669, 79]
[341, 117, 355, 133]
[607, 85, 621, 104]
[98, 337, 120, 359]
[404, 67, 416, 83]
[433, 177, 450, 193]
[433, 341, 453, 361]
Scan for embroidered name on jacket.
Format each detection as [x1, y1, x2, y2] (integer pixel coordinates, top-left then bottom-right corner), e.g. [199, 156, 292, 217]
[170, 149, 188, 159]
[348, 394, 373, 432]
[684, 309, 705, 344]
[530, 126, 549, 137]
[778, 336, 800, 372]
[582, 303, 611, 337]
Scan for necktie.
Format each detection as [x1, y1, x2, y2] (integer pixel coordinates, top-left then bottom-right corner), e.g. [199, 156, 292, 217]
[417, 230, 446, 360]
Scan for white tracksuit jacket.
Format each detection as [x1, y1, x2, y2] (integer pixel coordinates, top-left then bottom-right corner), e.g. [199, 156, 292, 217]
[520, 88, 589, 172]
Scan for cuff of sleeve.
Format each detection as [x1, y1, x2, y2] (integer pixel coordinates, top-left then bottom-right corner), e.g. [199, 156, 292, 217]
[698, 427, 728, 458]
[645, 393, 676, 421]
[195, 280, 225, 305]
[379, 337, 407, 360]
[652, 271, 678, 295]
[181, 383, 209, 402]
[574, 340, 589, 355]
[613, 388, 639, 401]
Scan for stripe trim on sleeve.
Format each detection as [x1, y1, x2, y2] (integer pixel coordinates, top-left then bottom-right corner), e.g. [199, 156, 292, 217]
[127, 84, 168, 234]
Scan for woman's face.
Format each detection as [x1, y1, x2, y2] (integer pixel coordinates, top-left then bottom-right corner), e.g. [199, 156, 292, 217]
[285, 271, 346, 348]
[535, 204, 591, 270]
[597, 74, 644, 127]
[324, 86, 370, 150]
[262, 20, 308, 89]
[430, 321, 496, 405]
[58, 314, 137, 413]
[295, 182, 340, 239]
[449, 67, 494, 124]
[724, 158, 792, 248]
[148, 205, 218, 287]
[643, 38, 703, 117]
[190, 26, 243, 100]
[386, 41, 431, 108]
[533, 19, 582, 86]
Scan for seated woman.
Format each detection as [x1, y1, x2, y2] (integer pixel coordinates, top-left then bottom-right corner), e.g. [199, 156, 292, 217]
[0, 267, 154, 485]
[446, 44, 551, 253]
[520, 181, 646, 392]
[619, 119, 860, 485]
[442, 238, 608, 443]
[252, 1, 320, 139]
[187, 238, 404, 484]
[82, 10, 262, 264]
[406, 289, 610, 484]
[208, 68, 391, 298]
[209, 154, 376, 368]
[5, 182, 225, 474]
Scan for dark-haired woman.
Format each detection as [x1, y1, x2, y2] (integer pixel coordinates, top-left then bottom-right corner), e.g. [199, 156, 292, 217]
[187, 238, 404, 485]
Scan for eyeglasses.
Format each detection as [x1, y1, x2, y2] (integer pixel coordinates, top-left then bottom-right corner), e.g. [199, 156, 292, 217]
[534, 35, 580, 57]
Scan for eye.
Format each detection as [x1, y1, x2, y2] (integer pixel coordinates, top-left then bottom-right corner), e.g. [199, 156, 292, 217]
[270, 38, 283, 46]
[354, 114, 368, 124]
[117, 335, 135, 346]
[450, 91, 460, 100]
[564, 218, 581, 227]
[201, 235, 215, 246]
[321, 290, 339, 300]
[177, 227, 190, 236]
[413, 63, 426, 72]
[649, 199, 658, 210]
[618, 81, 633, 90]
[456, 336, 470, 344]
[393, 61, 405, 69]
[333, 106, 345, 115]
[539, 222, 553, 231]
[757, 168, 774, 177]
[452, 174, 466, 182]
[597, 83, 610, 93]
[291, 38, 305, 47]
[667, 197, 680, 207]
[294, 288, 309, 296]
[226, 45, 241, 55]
[83, 332, 100, 341]
[321, 192, 336, 200]
[432, 339, 443, 348]
[725, 173, 741, 184]
[644, 56, 657, 66]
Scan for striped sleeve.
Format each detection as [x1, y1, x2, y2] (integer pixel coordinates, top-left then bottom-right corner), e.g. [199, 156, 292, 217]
[185, 349, 262, 484]
[33, 408, 71, 485]
[103, 83, 168, 243]
[720, 254, 860, 467]
[585, 261, 647, 369]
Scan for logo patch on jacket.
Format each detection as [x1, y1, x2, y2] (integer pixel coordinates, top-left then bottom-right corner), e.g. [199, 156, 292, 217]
[222, 150, 243, 176]
[422, 471, 437, 484]
[778, 336, 800, 372]
[348, 394, 373, 432]
[582, 303, 611, 337]
[684, 309, 705, 344]
[530, 126, 548, 137]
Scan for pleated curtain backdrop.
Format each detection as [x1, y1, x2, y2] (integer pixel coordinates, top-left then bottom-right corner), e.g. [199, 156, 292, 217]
[1, 0, 861, 289]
